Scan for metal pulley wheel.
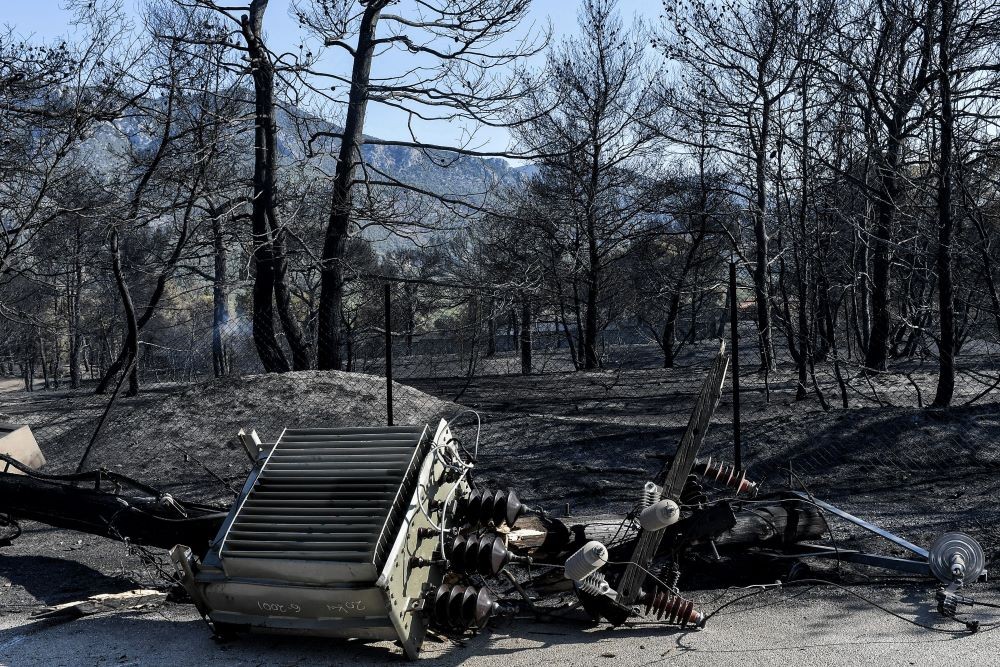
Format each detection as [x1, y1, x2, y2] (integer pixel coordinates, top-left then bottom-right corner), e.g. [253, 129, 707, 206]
[929, 532, 985, 585]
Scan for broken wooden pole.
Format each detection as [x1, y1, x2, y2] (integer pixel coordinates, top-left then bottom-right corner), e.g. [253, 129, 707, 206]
[0, 472, 226, 556]
[508, 498, 826, 564]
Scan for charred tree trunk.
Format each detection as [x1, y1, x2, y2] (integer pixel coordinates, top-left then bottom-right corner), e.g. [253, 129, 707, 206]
[864, 25, 933, 370]
[96, 192, 198, 393]
[108, 230, 140, 396]
[486, 298, 497, 358]
[38, 335, 49, 390]
[318, 3, 384, 370]
[752, 97, 774, 372]
[793, 80, 813, 401]
[932, 0, 955, 407]
[778, 250, 808, 400]
[662, 291, 682, 369]
[211, 211, 229, 378]
[581, 128, 602, 371]
[583, 264, 601, 369]
[865, 137, 903, 372]
[68, 236, 83, 389]
[519, 291, 532, 375]
[270, 217, 311, 370]
[550, 249, 581, 369]
[23, 344, 34, 392]
[241, 2, 295, 373]
[51, 329, 60, 390]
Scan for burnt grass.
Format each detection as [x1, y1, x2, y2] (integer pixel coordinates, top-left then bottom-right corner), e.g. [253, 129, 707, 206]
[3, 343, 1000, 611]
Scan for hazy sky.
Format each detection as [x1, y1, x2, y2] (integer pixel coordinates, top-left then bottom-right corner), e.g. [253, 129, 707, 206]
[5, 0, 658, 154]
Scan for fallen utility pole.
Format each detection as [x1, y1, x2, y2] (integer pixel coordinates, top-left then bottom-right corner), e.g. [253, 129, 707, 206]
[0, 455, 226, 555]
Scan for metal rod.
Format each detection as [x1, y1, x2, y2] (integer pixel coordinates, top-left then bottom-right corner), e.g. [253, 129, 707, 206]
[764, 544, 932, 576]
[384, 282, 393, 427]
[729, 261, 741, 470]
[788, 491, 929, 558]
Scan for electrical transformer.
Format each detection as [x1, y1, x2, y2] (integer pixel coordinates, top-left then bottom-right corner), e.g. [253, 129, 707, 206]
[171, 419, 501, 659]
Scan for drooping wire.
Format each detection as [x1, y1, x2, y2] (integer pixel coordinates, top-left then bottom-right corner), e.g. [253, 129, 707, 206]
[700, 583, 785, 621]
[786, 578, 982, 634]
[446, 408, 482, 461]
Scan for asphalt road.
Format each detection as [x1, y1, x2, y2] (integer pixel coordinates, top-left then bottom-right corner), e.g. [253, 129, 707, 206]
[3, 583, 999, 666]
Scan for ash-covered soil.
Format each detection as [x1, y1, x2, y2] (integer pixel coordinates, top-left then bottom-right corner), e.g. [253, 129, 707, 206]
[410, 358, 1000, 546]
[14, 371, 458, 503]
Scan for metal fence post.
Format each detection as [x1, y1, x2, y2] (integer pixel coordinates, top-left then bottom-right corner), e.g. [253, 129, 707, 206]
[730, 261, 741, 470]
[384, 282, 393, 427]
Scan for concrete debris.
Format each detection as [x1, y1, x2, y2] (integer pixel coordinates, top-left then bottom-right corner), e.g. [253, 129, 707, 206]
[0, 423, 44, 474]
[31, 590, 168, 620]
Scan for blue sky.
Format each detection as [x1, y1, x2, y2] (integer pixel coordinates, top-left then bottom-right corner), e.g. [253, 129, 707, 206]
[5, 0, 657, 154]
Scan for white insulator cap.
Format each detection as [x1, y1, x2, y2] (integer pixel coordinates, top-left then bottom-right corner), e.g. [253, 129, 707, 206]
[950, 552, 967, 578]
[564, 540, 609, 581]
[639, 499, 681, 532]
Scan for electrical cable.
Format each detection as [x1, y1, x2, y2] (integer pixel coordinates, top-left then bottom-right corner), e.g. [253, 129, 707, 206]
[446, 408, 482, 461]
[412, 436, 475, 559]
[786, 578, 981, 633]
[701, 584, 784, 621]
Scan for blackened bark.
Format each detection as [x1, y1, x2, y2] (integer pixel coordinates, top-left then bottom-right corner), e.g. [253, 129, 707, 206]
[519, 291, 532, 375]
[270, 217, 311, 370]
[865, 15, 934, 370]
[662, 292, 682, 369]
[583, 262, 600, 369]
[250, 240, 288, 372]
[211, 212, 229, 378]
[68, 242, 82, 389]
[752, 97, 774, 372]
[486, 298, 497, 358]
[318, 3, 385, 370]
[96, 191, 198, 393]
[23, 344, 34, 392]
[241, 2, 295, 373]
[39, 336, 49, 390]
[932, 0, 955, 407]
[865, 136, 902, 371]
[663, 171, 710, 369]
[96, 55, 183, 395]
[109, 230, 140, 396]
[581, 161, 601, 369]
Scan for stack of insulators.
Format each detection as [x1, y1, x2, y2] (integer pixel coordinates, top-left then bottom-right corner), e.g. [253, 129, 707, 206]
[428, 583, 499, 630]
[574, 570, 612, 597]
[639, 586, 706, 628]
[447, 534, 521, 576]
[692, 457, 758, 496]
[454, 489, 524, 528]
[680, 475, 707, 506]
[639, 481, 661, 510]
